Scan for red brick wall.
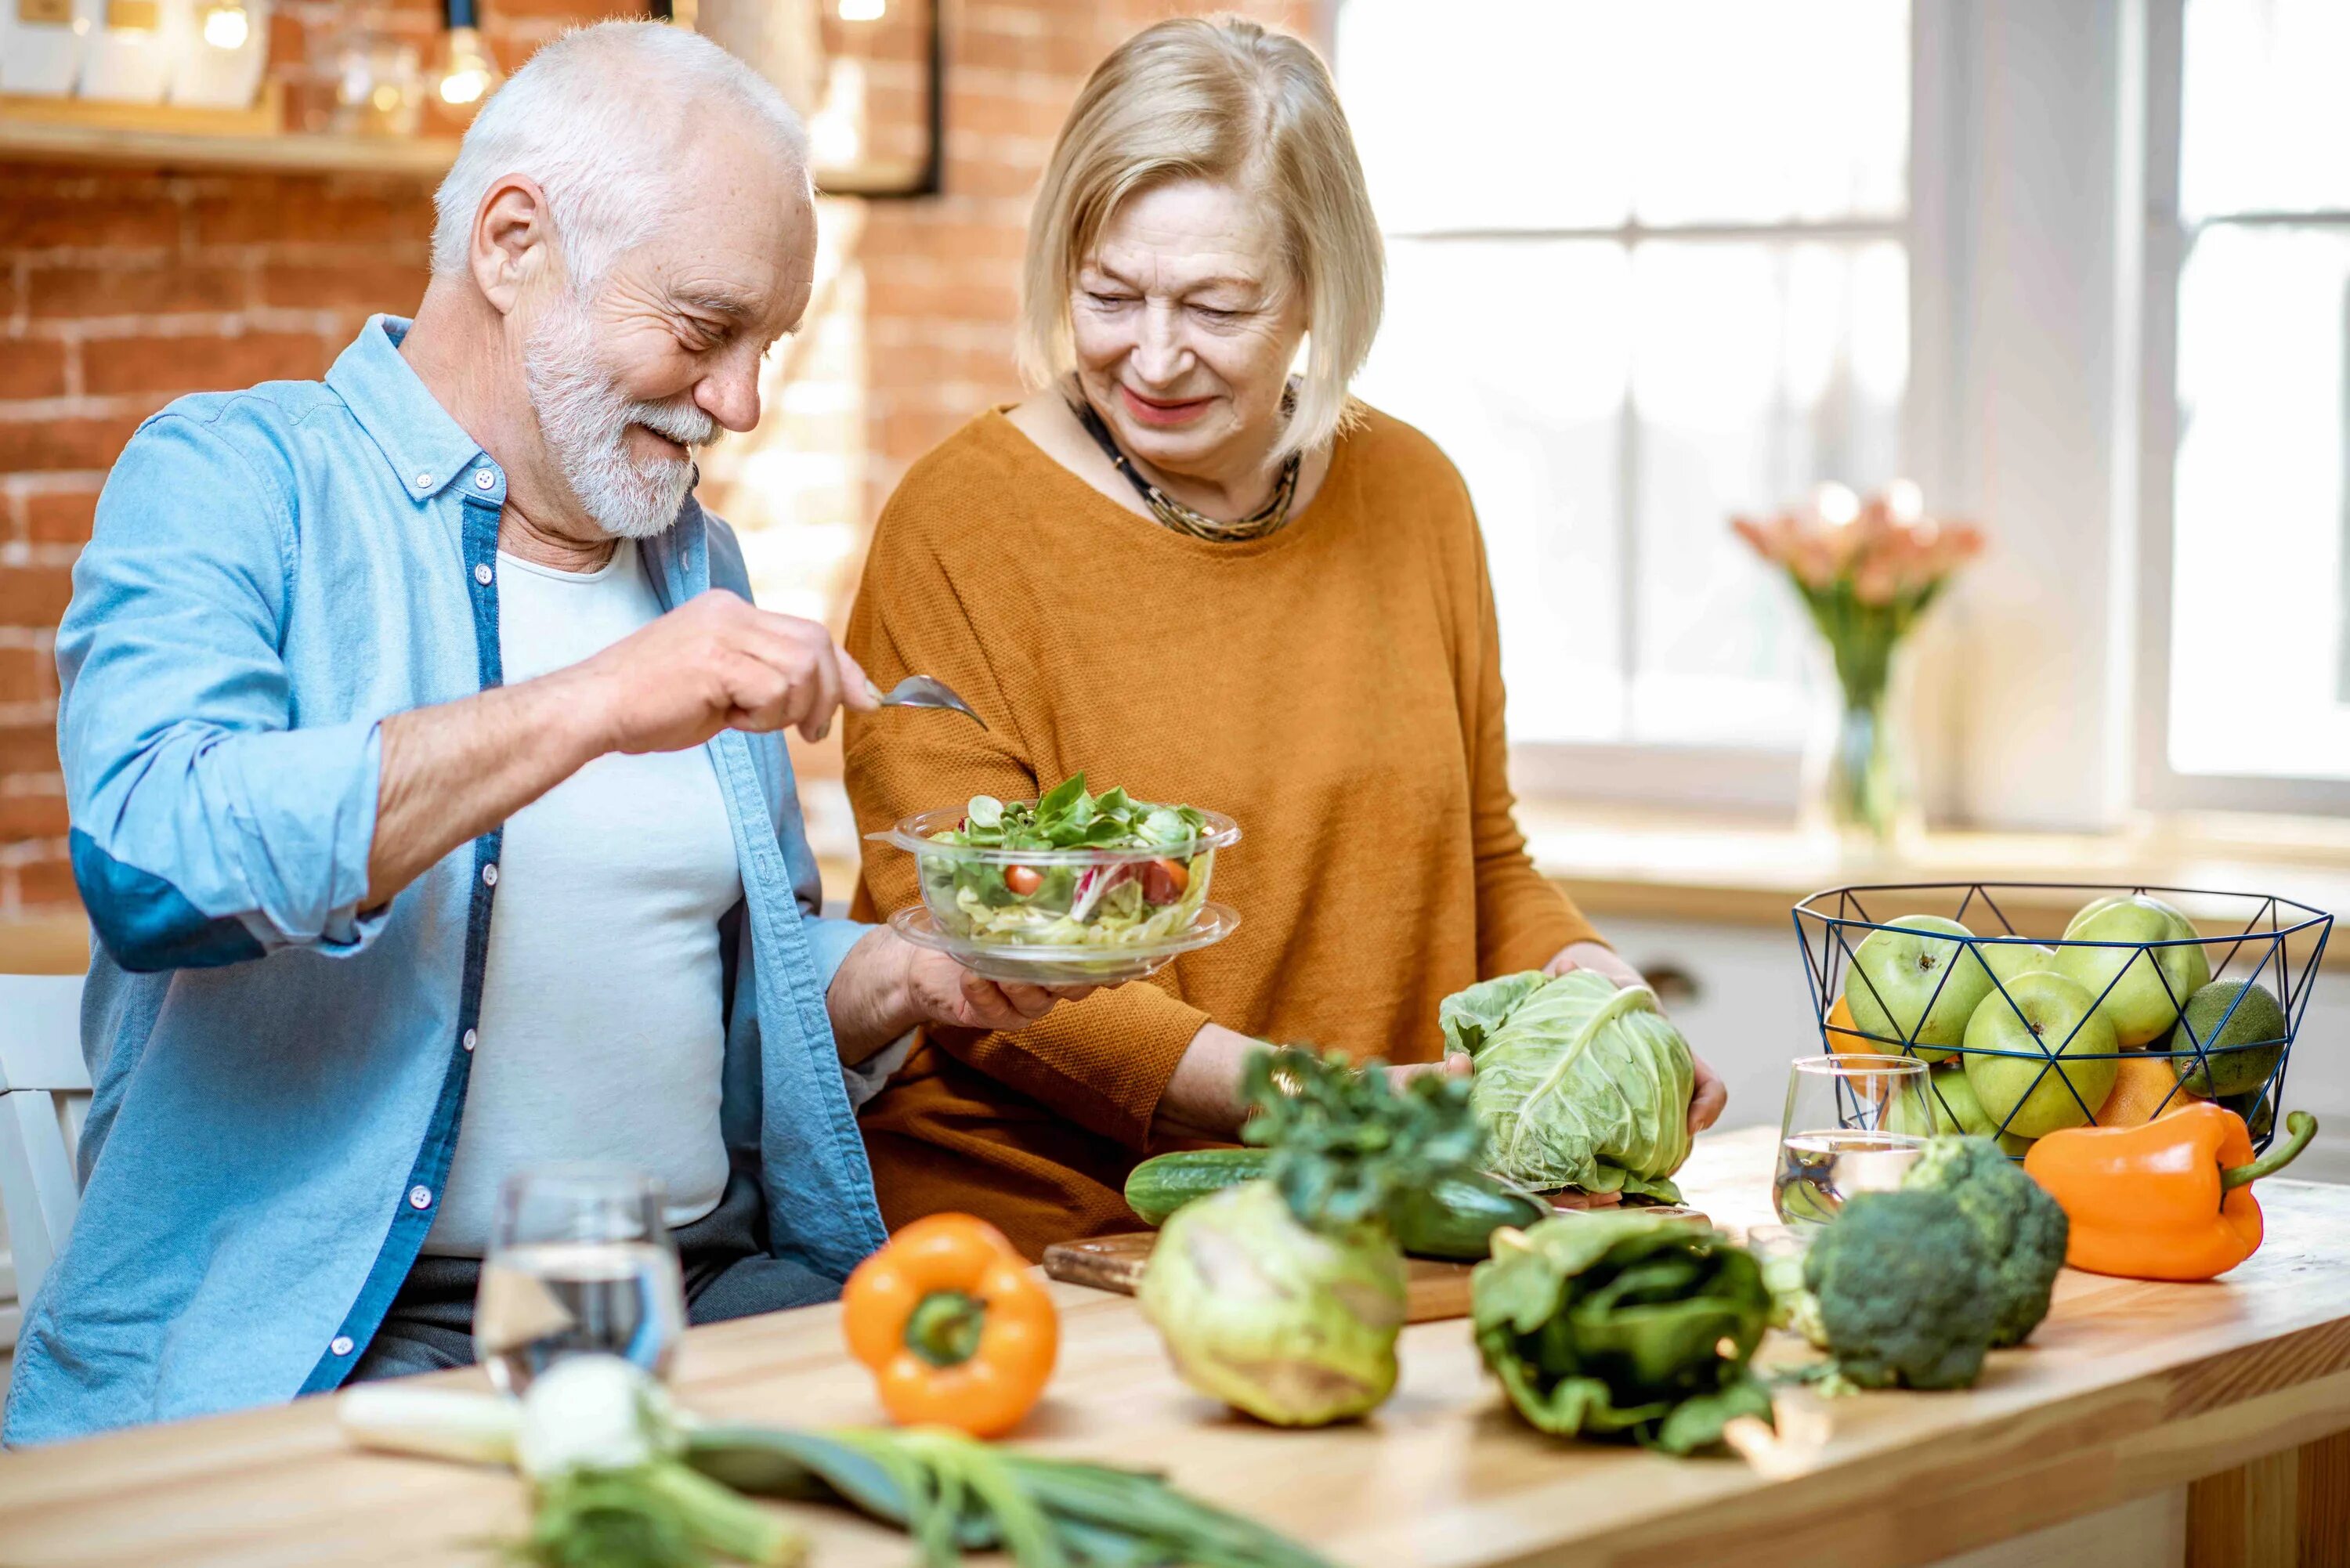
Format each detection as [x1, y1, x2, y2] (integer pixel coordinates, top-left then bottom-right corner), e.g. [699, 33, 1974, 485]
[0, 166, 443, 913]
[0, 0, 1314, 916]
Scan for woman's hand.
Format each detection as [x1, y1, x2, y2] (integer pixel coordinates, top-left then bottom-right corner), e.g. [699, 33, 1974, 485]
[1383, 1053, 1471, 1095]
[1155, 1028, 1472, 1143]
[1542, 940, 1645, 988]
[826, 927, 1097, 1066]
[1543, 941, 1728, 1136]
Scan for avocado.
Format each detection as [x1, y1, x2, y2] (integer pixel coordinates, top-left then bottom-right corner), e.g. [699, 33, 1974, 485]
[2221, 1089, 2276, 1143]
[2171, 981, 2287, 1098]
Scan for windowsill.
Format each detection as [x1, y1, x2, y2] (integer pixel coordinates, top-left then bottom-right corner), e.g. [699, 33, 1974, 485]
[1520, 799, 2350, 963]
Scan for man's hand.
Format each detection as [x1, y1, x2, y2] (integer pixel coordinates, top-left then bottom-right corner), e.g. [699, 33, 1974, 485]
[365, 591, 876, 908]
[1544, 940, 1729, 1136]
[826, 927, 1097, 1067]
[570, 588, 876, 751]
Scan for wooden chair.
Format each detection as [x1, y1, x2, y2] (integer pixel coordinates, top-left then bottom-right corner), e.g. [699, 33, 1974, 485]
[0, 974, 89, 1348]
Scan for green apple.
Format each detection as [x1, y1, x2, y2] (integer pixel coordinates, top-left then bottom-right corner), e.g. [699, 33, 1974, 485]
[1841, 914, 1994, 1064]
[1966, 939, 2057, 988]
[1963, 970, 2120, 1139]
[1886, 1064, 1994, 1138]
[1960, 940, 2058, 1028]
[2064, 894, 2129, 930]
[2054, 895, 2211, 1047]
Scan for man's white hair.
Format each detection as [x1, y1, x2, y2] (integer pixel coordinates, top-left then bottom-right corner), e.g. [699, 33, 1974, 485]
[430, 20, 810, 289]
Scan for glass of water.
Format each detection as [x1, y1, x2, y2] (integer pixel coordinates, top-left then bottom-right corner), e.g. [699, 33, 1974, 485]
[1773, 1055, 1932, 1230]
[476, 1165, 687, 1394]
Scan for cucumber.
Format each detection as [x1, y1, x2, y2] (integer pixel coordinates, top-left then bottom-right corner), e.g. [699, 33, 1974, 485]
[1124, 1150, 1547, 1260]
[1390, 1172, 1549, 1261]
[1125, 1148, 1270, 1226]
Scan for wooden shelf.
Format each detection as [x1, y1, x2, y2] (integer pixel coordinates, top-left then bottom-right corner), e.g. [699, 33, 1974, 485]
[0, 89, 457, 176]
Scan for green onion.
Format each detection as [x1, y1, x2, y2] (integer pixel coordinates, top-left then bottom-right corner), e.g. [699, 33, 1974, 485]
[689, 1424, 1336, 1568]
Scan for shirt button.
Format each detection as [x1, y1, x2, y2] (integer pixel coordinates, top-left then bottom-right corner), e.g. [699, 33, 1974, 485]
[482, 863, 498, 887]
[462, 1028, 478, 1052]
[413, 472, 432, 490]
[474, 469, 497, 490]
[330, 1335, 355, 1356]
[408, 1185, 433, 1210]
[473, 562, 493, 586]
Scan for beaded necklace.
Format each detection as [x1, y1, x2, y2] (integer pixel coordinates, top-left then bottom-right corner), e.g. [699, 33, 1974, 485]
[1068, 390, 1302, 543]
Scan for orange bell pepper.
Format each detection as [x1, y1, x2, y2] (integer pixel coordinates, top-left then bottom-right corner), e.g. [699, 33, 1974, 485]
[840, 1212, 1059, 1437]
[2023, 1102, 2317, 1281]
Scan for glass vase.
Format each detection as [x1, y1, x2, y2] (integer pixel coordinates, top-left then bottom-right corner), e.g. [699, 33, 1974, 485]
[1801, 645, 1922, 851]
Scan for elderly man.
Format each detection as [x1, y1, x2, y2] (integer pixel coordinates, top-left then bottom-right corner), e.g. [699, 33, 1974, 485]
[5, 22, 1051, 1444]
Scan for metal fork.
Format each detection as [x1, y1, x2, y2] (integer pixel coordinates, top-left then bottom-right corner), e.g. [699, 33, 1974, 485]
[865, 674, 987, 729]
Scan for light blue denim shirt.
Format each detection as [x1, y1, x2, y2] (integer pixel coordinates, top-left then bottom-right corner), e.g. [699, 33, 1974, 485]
[5, 316, 891, 1446]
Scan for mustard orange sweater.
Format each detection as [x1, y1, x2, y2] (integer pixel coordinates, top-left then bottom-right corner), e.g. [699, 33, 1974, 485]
[843, 406, 1599, 1256]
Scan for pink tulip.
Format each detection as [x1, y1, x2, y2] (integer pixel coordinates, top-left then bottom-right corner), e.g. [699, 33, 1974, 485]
[1731, 485, 1986, 599]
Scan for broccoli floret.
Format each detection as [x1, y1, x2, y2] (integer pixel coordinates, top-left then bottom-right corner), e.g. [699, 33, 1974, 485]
[1803, 1189, 1997, 1390]
[1903, 1136, 2069, 1348]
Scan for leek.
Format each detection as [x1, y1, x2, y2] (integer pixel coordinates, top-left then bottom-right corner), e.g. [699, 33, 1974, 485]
[341, 1356, 1333, 1568]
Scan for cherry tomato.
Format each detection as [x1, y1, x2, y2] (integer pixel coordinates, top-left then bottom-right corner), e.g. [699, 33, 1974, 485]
[1003, 865, 1043, 897]
[1139, 857, 1189, 904]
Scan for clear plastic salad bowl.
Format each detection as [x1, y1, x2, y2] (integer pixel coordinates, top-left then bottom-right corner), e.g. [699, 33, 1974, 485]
[869, 802, 1242, 984]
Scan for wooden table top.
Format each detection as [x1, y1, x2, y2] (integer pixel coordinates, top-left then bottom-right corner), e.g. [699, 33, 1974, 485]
[4, 1126, 2348, 1568]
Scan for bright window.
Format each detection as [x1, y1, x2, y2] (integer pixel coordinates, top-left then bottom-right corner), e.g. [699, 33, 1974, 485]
[2164, 0, 2350, 786]
[1334, 0, 1910, 757]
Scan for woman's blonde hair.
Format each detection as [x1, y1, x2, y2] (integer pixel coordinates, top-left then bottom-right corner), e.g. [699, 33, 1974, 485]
[1018, 16, 1384, 462]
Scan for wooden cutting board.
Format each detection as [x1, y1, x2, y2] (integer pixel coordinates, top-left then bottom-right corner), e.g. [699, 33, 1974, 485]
[1043, 1194, 1710, 1324]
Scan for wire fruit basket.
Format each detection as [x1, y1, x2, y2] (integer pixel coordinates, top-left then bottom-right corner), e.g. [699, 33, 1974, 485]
[1791, 883, 2331, 1157]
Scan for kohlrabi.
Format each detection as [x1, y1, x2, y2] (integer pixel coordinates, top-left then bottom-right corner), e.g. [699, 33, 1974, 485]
[1136, 1046, 1487, 1427]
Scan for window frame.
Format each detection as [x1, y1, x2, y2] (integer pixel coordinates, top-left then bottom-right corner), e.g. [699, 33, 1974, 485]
[2132, 0, 2350, 817]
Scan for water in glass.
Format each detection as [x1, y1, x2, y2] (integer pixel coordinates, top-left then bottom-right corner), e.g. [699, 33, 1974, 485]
[476, 1166, 685, 1393]
[1774, 1053, 1930, 1229]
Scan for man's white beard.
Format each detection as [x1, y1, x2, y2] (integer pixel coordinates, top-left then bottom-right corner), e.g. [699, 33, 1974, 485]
[522, 287, 718, 540]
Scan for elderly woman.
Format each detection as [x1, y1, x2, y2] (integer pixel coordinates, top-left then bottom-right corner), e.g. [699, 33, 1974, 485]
[843, 17, 1723, 1255]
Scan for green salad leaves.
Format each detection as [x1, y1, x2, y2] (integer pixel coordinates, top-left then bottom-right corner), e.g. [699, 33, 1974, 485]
[934, 773, 1208, 854]
[922, 774, 1217, 950]
[1440, 970, 1697, 1199]
[1472, 1212, 1776, 1455]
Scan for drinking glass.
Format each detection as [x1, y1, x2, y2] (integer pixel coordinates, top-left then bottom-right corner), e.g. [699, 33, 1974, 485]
[1773, 1055, 1932, 1230]
[475, 1165, 687, 1393]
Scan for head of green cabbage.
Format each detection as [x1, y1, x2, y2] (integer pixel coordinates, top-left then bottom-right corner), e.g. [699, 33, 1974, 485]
[1440, 970, 1695, 1200]
[1136, 1181, 1406, 1427]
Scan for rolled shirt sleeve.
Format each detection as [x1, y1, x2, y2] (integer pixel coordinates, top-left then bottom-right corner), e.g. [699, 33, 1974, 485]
[796, 911, 870, 992]
[58, 413, 389, 970]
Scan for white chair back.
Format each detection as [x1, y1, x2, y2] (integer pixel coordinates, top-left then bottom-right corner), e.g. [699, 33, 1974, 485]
[0, 974, 90, 1342]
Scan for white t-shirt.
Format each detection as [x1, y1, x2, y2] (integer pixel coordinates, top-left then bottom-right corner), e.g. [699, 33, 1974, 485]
[424, 542, 743, 1256]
